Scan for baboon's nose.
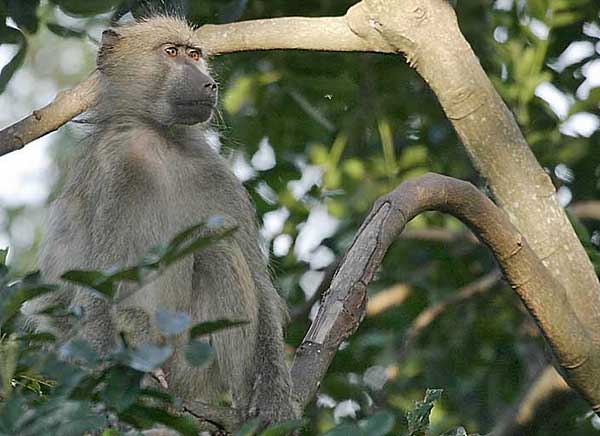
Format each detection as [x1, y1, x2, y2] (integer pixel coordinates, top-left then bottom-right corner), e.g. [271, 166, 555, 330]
[204, 81, 218, 92]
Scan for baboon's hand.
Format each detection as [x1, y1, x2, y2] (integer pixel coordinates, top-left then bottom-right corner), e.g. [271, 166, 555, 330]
[152, 368, 169, 389]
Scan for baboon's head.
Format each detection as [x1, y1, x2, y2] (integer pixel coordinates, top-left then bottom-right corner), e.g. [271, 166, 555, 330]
[97, 16, 218, 126]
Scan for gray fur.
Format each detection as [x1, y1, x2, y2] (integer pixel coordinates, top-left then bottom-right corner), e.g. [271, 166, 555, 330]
[26, 16, 296, 424]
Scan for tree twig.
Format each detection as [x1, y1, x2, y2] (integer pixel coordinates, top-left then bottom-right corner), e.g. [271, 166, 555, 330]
[399, 269, 502, 359]
[570, 201, 600, 222]
[367, 283, 412, 316]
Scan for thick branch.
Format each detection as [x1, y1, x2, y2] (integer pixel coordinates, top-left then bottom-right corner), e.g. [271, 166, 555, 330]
[291, 173, 600, 413]
[197, 17, 381, 55]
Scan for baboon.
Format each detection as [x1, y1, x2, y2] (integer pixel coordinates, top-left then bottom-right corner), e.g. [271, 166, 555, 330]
[25, 16, 296, 424]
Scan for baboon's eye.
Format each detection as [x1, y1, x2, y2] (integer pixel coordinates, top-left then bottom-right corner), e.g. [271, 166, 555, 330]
[188, 49, 201, 61]
[165, 46, 178, 57]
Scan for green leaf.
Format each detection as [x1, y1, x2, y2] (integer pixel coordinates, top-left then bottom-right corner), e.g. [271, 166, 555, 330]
[42, 355, 87, 397]
[15, 399, 106, 436]
[61, 270, 114, 298]
[124, 344, 173, 372]
[50, 0, 121, 17]
[189, 319, 248, 339]
[0, 248, 7, 265]
[120, 404, 199, 436]
[5, 0, 40, 33]
[406, 388, 443, 436]
[0, 28, 26, 93]
[156, 309, 192, 336]
[184, 339, 214, 367]
[236, 419, 261, 436]
[0, 281, 57, 327]
[323, 423, 366, 436]
[0, 395, 26, 433]
[59, 339, 100, 366]
[259, 419, 306, 436]
[358, 411, 395, 436]
[101, 366, 142, 412]
[159, 220, 236, 267]
[569, 87, 600, 115]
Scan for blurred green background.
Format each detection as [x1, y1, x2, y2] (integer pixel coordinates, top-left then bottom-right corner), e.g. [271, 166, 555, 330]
[0, 0, 599, 434]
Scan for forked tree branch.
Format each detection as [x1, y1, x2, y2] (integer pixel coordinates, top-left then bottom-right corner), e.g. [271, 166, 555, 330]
[290, 173, 600, 413]
[183, 173, 599, 430]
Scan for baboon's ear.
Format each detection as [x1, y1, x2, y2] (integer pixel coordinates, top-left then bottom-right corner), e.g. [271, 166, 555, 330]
[97, 29, 122, 69]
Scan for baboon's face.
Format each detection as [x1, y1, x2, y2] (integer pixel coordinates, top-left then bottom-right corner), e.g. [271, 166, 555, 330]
[159, 43, 218, 126]
[97, 23, 218, 127]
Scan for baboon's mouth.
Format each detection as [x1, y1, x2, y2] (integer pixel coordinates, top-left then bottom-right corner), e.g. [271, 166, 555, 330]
[178, 100, 215, 108]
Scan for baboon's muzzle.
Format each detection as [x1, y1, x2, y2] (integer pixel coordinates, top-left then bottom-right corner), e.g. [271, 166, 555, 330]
[171, 66, 218, 125]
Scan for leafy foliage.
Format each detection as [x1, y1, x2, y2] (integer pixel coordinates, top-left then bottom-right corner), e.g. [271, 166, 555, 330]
[0, 222, 244, 435]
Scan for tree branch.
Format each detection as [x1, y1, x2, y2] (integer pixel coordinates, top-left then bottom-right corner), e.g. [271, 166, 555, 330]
[183, 400, 241, 434]
[290, 173, 600, 413]
[0, 10, 393, 157]
[367, 283, 411, 316]
[0, 71, 100, 156]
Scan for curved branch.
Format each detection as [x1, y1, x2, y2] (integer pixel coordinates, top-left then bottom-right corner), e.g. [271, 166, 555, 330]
[197, 16, 382, 55]
[291, 173, 600, 413]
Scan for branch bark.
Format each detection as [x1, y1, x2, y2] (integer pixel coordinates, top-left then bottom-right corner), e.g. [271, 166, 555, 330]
[570, 201, 600, 222]
[291, 173, 600, 413]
